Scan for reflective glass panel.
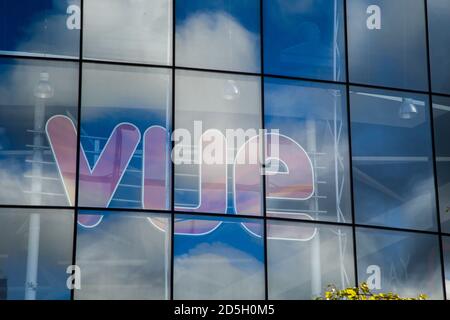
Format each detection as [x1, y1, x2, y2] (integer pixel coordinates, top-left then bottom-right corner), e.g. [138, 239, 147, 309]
[265, 78, 351, 223]
[433, 96, 450, 233]
[264, 0, 346, 81]
[428, 0, 450, 94]
[84, 0, 172, 65]
[350, 86, 437, 231]
[267, 220, 354, 299]
[443, 236, 450, 299]
[175, 0, 260, 72]
[174, 70, 262, 215]
[0, 0, 80, 58]
[0, 58, 78, 206]
[0, 208, 74, 300]
[75, 210, 171, 300]
[173, 215, 265, 299]
[347, 0, 428, 91]
[78, 63, 172, 209]
[356, 227, 443, 299]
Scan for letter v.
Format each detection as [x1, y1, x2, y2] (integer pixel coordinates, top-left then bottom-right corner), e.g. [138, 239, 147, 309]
[46, 115, 141, 209]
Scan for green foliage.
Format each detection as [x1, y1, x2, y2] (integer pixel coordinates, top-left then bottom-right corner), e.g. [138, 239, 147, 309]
[316, 283, 427, 300]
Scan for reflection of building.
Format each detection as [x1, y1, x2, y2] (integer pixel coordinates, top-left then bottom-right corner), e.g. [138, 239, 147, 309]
[0, 0, 449, 301]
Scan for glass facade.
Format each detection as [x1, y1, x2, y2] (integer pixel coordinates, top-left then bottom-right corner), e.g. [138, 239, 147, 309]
[0, 0, 449, 300]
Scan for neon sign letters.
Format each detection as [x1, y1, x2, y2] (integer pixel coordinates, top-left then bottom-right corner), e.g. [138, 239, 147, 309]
[46, 115, 315, 240]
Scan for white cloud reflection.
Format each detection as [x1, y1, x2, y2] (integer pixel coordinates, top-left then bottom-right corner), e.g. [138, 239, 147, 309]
[174, 242, 265, 300]
[176, 12, 259, 72]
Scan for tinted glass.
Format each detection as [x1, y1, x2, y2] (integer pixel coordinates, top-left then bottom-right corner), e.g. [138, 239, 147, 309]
[0, 208, 73, 300]
[173, 215, 265, 299]
[347, 0, 428, 90]
[78, 63, 172, 209]
[0, 0, 80, 58]
[433, 96, 450, 233]
[175, 0, 260, 72]
[267, 220, 354, 299]
[265, 78, 351, 223]
[0, 58, 78, 206]
[84, 0, 172, 65]
[174, 70, 262, 215]
[428, 0, 450, 94]
[75, 210, 171, 300]
[264, 0, 346, 81]
[356, 227, 443, 299]
[350, 86, 437, 231]
[443, 236, 450, 299]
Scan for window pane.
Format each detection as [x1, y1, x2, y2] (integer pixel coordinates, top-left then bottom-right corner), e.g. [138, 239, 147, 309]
[433, 96, 450, 233]
[267, 220, 354, 299]
[84, 0, 172, 65]
[78, 63, 172, 209]
[173, 215, 264, 299]
[347, 0, 428, 91]
[0, 208, 74, 300]
[75, 210, 170, 300]
[0, 0, 80, 58]
[350, 86, 437, 231]
[174, 70, 262, 215]
[356, 228, 443, 299]
[175, 0, 260, 72]
[265, 78, 351, 223]
[0, 58, 78, 206]
[443, 236, 450, 299]
[264, 0, 346, 81]
[428, 0, 450, 94]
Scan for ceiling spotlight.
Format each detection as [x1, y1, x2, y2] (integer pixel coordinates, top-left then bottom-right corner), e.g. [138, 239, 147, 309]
[223, 79, 240, 101]
[34, 72, 54, 99]
[398, 98, 418, 120]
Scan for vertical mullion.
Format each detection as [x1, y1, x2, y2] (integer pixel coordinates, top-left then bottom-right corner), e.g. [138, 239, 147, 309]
[343, 0, 359, 288]
[170, 0, 176, 301]
[259, 0, 269, 301]
[423, 0, 447, 300]
[71, 0, 84, 301]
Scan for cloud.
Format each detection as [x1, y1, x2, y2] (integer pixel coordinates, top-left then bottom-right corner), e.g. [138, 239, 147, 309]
[0, 158, 70, 206]
[75, 215, 170, 300]
[371, 176, 437, 229]
[1, 1, 260, 116]
[174, 242, 264, 299]
[0, 161, 30, 204]
[176, 12, 259, 72]
[83, 0, 172, 64]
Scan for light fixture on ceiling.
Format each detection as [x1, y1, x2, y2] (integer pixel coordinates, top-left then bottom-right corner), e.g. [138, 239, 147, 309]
[223, 79, 240, 101]
[34, 72, 54, 99]
[398, 98, 418, 120]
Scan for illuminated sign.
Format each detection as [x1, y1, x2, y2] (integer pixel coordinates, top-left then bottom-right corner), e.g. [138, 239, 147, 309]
[46, 115, 315, 240]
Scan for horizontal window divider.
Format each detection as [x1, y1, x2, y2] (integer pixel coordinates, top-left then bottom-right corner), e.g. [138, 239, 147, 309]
[81, 58, 173, 70]
[0, 204, 76, 211]
[353, 223, 440, 236]
[0, 203, 445, 236]
[263, 73, 347, 86]
[348, 82, 432, 96]
[2, 52, 450, 99]
[431, 91, 450, 99]
[174, 65, 260, 77]
[0, 53, 79, 63]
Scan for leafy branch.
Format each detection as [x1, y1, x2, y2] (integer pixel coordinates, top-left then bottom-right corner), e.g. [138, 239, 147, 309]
[316, 283, 427, 300]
